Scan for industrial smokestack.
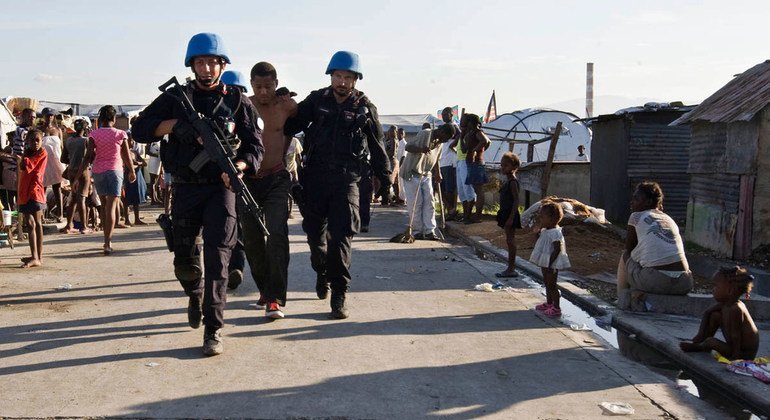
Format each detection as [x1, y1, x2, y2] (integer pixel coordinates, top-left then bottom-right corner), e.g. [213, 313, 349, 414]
[586, 62, 594, 118]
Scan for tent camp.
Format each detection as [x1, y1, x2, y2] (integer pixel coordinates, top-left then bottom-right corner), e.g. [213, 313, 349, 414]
[378, 114, 444, 135]
[482, 109, 591, 164]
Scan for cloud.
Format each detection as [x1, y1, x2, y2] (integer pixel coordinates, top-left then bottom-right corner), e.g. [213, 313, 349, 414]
[33, 73, 63, 83]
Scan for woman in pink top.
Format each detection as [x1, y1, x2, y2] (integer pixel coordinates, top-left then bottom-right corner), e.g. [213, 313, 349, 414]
[79, 105, 136, 255]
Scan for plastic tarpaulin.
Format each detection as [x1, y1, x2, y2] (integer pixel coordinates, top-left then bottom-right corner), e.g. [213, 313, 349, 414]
[482, 109, 591, 164]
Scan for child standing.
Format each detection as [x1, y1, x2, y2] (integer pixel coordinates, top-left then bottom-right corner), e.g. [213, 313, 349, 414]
[122, 131, 147, 226]
[16, 129, 48, 268]
[530, 201, 571, 317]
[680, 266, 759, 360]
[495, 152, 521, 278]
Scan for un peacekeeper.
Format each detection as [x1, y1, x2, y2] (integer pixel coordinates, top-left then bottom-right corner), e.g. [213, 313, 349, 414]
[285, 51, 391, 319]
[132, 33, 264, 356]
[219, 69, 249, 291]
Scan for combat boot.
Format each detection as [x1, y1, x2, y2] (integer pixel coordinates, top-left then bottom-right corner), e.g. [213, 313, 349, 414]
[188, 294, 203, 329]
[330, 294, 349, 319]
[316, 274, 330, 300]
[202, 327, 223, 356]
[227, 269, 243, 290]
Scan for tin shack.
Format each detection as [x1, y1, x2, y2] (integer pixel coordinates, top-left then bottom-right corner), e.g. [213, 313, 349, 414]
[672, 60, 770, 258]
[590, 103, 695, 224]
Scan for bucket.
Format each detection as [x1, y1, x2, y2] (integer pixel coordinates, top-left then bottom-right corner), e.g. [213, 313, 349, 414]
[2, 210, 11, 226]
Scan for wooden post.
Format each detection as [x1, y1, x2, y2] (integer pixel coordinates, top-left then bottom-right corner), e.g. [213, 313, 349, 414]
[540, 122, 562, 198]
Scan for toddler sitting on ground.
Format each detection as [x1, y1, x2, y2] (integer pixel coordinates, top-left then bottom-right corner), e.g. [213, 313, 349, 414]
[680, 266, 759, 360]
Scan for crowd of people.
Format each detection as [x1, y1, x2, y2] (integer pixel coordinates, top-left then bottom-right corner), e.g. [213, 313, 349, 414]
[0, 32, 760, 360]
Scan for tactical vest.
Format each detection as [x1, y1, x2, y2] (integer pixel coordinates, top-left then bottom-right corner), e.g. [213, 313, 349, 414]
[304, 88, 372, 169]
[163, 84, 242, 181]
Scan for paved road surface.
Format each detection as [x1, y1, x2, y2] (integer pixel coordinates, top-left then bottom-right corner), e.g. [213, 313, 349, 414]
[0, 206, 722, 418]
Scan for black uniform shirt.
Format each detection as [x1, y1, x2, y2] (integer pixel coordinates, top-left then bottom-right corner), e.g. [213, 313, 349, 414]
[288, 87, 390, 181]
[132, 83, 264, 181]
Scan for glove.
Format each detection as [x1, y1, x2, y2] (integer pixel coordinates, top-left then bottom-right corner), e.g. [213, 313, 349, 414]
[172, 120, 198, 145]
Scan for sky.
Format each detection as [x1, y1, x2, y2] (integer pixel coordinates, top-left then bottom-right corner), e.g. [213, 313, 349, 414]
[1, 0, 768, 117]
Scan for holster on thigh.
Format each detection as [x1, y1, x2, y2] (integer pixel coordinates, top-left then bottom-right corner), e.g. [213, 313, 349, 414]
[172, 218, 202, 282]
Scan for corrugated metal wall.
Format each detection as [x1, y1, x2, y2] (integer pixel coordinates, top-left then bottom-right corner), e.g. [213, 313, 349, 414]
[590, 118, 629, 223]
[688, 122, 750, 212]
[627, 123, 692, 222]
[689, 173, 740, 213]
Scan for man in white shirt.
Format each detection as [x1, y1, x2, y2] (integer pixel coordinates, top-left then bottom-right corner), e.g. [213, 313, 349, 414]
[399, 124, 456, 240]
[395, 127, 407, 204]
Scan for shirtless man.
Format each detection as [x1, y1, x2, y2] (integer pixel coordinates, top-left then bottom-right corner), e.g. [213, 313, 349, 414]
[243, 61, 297, 319]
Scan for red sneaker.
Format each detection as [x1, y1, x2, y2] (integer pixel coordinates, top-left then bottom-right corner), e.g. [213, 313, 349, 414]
[265, 301, 285, 319]
[535, 302, 552, 312]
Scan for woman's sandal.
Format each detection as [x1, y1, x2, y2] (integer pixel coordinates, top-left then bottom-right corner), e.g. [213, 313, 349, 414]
[535, 302, 552, 312]
[543, 306, 562, 317]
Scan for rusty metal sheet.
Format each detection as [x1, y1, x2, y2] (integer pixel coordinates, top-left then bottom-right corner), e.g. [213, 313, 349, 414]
[673, 60, 770, 124]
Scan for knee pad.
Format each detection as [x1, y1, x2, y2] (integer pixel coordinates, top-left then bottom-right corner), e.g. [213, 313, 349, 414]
[174, 257, 202, 282]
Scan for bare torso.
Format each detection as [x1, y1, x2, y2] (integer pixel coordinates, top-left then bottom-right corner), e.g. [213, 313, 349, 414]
[723, 301, 760, 359]
[250, 96, 297, 175]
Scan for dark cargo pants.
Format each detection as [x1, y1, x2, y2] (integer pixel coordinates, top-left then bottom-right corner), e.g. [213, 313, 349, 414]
[172, 183, 237, 329]
[242, 170, 291, 305]
[301, 167, 360, 298]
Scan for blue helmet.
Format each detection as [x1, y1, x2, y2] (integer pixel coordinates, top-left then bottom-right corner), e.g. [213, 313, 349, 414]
[221, 70, 249, 93]
[184, 33, 231, 67]
[325, 51, 363, 80]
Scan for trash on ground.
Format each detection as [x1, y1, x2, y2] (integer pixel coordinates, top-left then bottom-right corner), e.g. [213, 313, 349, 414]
[375, 276, 392, 280]
[599, 401, 635, 415]
[496, 369, 509, 377]
[727, 360, 770, 383]
[474, 283, 495, 292]
[492, 281, 504, 289]
[145, 362, 160, 367]
[56, 283, 72, 291]
[589, 252, 603, 259]
[570, 323, 591, 331]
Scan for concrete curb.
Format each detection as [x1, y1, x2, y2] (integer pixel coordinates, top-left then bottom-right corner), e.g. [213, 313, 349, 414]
[444, 221, 770, 418]
[612, 313, 770, 417]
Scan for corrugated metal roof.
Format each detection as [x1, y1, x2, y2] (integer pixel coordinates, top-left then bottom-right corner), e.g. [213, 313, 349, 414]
[673, 60, 770, 125]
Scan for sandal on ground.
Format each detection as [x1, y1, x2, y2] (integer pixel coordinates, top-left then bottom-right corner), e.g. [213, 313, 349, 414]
[495, 271, 519, 278]
[543, 306, 562, 317]
[103, 246, 113, 256]
[535, 302, 552, 312]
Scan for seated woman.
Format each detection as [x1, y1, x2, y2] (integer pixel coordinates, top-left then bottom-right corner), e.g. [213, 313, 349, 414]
[617, 181, 693, 310]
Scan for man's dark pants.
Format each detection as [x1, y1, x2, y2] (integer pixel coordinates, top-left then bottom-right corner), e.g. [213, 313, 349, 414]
[242, 170, 291, 305]
[301, 167, 360, 298]
[172, 183, 236, 330]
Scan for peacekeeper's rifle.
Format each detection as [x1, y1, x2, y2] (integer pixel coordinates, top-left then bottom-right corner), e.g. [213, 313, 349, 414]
[158, 76, 269, 237]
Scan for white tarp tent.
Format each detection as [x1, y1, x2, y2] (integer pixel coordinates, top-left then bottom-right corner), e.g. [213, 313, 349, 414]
[0, 99, 17, 149]
[482, 109, 591, 164]
[378, 114, 444, 135]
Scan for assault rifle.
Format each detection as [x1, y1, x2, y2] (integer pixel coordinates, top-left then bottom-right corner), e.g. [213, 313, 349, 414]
[159, 76, 269, 237]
